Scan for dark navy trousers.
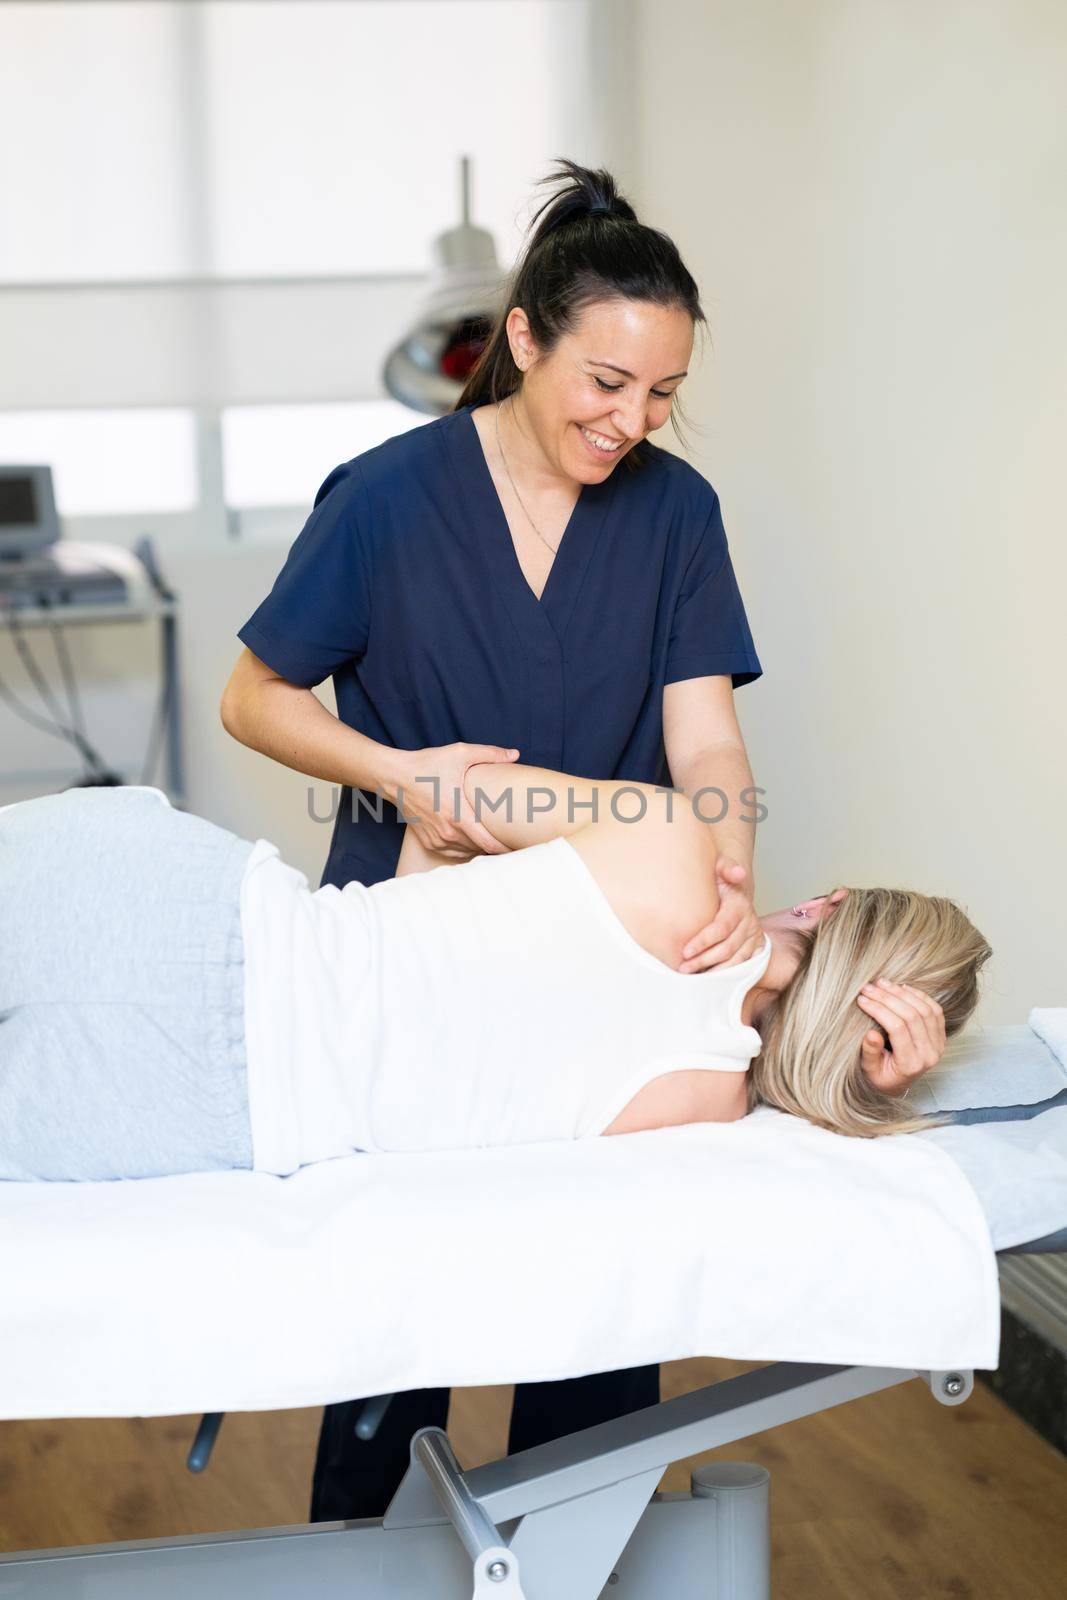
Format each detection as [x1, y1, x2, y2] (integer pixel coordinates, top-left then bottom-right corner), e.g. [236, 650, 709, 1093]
[310, 1364, 659, 1521]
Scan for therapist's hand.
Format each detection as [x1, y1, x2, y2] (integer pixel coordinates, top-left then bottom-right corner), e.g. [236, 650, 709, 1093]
[392, 742, 520, 859]
[678, 857, 763, 973]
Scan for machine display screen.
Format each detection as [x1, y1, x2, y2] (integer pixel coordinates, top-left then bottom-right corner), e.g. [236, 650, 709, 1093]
[0, 475, 36, 527]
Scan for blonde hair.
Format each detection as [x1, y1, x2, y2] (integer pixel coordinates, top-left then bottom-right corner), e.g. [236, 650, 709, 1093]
[748, 887, 993, 1138]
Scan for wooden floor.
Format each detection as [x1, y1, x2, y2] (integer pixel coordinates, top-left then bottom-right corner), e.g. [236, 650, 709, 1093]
[1, 1358, 1065, 1596]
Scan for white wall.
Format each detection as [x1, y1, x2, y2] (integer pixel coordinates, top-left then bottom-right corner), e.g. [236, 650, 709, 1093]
[614, 0, 1067, 1021]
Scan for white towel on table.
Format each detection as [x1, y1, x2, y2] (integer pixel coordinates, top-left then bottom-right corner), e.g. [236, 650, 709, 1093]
[0, 1107, 1000, 1420]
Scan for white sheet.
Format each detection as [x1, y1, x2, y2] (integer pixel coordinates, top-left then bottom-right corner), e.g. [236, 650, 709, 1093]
[0, 1107, 1001, 1419]
[921, 1107, 1067, 1250]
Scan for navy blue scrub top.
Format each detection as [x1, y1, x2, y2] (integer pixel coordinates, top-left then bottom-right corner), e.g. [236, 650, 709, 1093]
[238, 403, 763, 891]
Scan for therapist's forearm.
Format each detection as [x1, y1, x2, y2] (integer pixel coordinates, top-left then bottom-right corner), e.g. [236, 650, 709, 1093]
[223, 677, 406, 796]
[672, 743, 757, 886]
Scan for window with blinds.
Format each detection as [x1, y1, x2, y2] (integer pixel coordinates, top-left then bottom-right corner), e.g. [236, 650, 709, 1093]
[0, 0, 601, 521]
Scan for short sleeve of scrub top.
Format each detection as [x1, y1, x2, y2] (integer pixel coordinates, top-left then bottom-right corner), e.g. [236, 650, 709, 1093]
[237, 405, 763, 889]
[664, 489, 761, 687]
[237, 461, 373, 688]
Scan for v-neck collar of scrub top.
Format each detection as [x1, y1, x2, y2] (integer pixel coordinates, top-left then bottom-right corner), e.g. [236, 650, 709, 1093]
[450, 402, 620, 648]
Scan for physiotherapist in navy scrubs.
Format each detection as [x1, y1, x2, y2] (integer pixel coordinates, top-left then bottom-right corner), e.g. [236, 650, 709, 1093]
[221, 161, 766, 1521]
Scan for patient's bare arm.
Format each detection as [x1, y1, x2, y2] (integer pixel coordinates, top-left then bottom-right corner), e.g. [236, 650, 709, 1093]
[397, 762, 686, 873]
[393, 761, 584, 873]
[459, 761, 687, 850]
[396, 762, 722, 968]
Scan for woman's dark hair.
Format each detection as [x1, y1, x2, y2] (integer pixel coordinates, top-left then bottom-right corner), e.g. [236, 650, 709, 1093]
[454, 159, 706, 468]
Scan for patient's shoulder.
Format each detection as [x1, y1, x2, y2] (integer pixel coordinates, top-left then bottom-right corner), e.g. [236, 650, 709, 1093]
[568, 798, 719, 971]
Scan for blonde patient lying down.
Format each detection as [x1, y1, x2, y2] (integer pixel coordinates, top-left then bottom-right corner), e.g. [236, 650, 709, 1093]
[0, 763, 990, 1182]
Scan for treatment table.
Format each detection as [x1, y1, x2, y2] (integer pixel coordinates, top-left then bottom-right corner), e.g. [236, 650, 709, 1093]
[1, 1024, 1065, 1599]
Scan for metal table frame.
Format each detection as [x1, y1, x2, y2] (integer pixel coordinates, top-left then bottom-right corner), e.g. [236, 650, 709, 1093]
[2, 1228, 1063, 1597]
[0, 1359, 977, 1600]
[2, 1231, 1062, 1598]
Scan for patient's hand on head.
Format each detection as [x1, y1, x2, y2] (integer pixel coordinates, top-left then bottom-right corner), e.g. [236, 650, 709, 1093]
[751, 885, 985, 1136]
[855, 981, 947, 1095]
[759, 887, 949, 1099]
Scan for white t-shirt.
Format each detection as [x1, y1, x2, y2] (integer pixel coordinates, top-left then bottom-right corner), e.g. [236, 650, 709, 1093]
[240, 835, 772, 1175]
[240, 837, 379, 1176]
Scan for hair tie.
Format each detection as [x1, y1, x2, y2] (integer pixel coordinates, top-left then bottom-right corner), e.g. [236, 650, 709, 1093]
[588, 203, 612, 217]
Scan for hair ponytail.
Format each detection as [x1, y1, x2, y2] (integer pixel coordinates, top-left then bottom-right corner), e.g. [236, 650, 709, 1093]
[454, 159, 705, 467]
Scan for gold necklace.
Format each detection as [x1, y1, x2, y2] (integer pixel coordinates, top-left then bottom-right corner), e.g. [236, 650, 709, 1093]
[493, 398, 561, 556]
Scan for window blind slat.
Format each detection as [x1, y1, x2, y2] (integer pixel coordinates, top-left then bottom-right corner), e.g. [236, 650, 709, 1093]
[0, 279, 427, 409]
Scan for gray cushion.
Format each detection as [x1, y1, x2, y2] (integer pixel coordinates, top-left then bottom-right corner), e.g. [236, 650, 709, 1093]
[904, 1024, 1066, 1113]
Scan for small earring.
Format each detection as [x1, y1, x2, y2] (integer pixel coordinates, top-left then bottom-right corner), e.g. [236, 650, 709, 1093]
[790, 905, 810, 918]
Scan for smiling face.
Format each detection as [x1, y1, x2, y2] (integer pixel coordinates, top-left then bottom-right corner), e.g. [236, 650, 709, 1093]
[505, 296, 694, 483]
